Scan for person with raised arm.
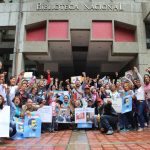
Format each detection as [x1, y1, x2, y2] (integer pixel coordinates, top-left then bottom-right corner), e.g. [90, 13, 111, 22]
[134, 67, 148, 131]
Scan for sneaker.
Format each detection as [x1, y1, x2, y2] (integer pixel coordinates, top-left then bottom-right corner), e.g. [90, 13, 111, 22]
[144, 123, 148, 127]
[137, 128, 144, 132]
[120, 128, 129, 132]
[106, 130, 113, 135]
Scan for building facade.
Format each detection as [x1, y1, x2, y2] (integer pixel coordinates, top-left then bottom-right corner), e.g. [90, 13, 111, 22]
[0, 0, 150, 79]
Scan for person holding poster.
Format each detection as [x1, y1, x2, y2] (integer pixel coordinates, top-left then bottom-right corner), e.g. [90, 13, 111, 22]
[0, 87, 17, 139]
[21, 99, 44, 118]
[119, 82, 136, 131]
[134, 67, 148, 131]
[100, 100, 118, 135]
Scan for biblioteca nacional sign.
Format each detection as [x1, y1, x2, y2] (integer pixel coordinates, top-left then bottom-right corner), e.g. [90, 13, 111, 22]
[36, 2, 123, 11]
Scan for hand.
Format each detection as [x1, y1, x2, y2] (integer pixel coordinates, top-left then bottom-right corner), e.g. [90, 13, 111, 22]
[146, 67, 150, 73]
[97, 74, 100, 78]
[134, 67, 138, 73]
[6, 87, 10, 94]
[3, 72, 7, 75]
[82, 72, 86, 77]
[20, 70, 24, 76]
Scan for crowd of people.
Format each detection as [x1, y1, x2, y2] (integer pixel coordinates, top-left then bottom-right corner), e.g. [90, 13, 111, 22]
[0, 61, 150, 141]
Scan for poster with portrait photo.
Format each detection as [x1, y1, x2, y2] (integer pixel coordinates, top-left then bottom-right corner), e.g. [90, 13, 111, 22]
[75, 108, 95, 123]
[56, 108, 71, 123]
[122, 96, 132, 114]
[71, 76, 83, 84]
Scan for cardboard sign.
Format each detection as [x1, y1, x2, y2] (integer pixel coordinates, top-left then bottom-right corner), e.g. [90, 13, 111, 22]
[36, 106, 52, 123]
[23, 116, 41, 138]
[24, 72, 33, 79]
[104, 96, 132, 114]
[75, 108, 94, 123]
[125, 70, 133, 81]
[71, 76, 83, 84]
[0, 106, 10, 137]
[122, 96, 132, 113]
[13, 117, 24, 140]
[56, 108, 71, 123]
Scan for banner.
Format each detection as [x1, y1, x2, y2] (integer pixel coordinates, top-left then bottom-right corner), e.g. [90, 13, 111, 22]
[75, 108, 94, 123]
[71, 76, 83, 84]
[23, 116, 41, 138]
[56, 108, 71, 123]
[104, 96, 132, 114]
[0, 106, 10, 137]
[36, 106, 52, 123]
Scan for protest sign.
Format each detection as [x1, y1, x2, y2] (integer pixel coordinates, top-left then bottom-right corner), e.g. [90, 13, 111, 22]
[56, 108, 71, 123]
[104, 96, 132, 114]
[71, 76, 83, 84]
[24, 72, 33, 80]
[36, 106, 52, 123]
[122, 96, 132, 113]
[23, 116, 41, 138]
[13, 117, 24, 140]
[75, 108, 94, 123]
[0, 106, 10, 137]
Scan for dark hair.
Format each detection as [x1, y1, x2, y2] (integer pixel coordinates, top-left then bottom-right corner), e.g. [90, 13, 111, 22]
[12, 96, 22, 108]
[31, 87, 38, 94]
[0, 95, 4, 109]
[8, 76, 16, 86]
[144, 74, 150, 83]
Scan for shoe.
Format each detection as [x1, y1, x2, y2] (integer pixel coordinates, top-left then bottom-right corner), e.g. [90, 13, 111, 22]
[137, 128, 144, 132]
[41, 130, 46, 133]
[120, 128, 129, 132]
[106, 130, 113, 135]
[144, 123, 148, 127]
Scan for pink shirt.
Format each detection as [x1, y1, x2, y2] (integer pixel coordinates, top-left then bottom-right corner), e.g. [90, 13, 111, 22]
[144, 83, 150, 99]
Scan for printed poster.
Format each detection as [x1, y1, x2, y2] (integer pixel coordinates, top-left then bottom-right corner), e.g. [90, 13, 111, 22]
[104, 96, 132, 114]
[71, 76, 83, 84]
[24, 72, 33, 80]
[75, 108, 94, 123]
[23, 116, 41, 138]
[36, 106, 52, 123]
[0, 106, 10, 137]
[122, 96, 132, 114]
[56, 108, 71, 123]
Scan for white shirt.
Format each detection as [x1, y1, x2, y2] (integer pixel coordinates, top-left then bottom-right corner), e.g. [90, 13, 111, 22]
[135, 86, 145, 100]
[0, 84, 6, 101]
[9, 86, 18, 101]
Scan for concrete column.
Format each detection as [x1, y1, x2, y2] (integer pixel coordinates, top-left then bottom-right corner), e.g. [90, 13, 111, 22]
[138, 53, 150, 76]
[12, 52, 25, 76]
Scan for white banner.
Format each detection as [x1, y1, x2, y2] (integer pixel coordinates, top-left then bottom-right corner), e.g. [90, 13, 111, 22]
[0, 106, 10, 137]
[36, 106, 52, 123]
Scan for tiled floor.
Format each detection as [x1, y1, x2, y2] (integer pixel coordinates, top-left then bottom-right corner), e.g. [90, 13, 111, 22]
[1, 127, 150, 150]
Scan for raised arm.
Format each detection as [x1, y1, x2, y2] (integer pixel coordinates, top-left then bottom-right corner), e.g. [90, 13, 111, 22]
[134, 67, 144, 86]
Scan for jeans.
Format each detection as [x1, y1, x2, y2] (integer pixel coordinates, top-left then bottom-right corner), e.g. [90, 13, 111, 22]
[137, 101, 146, 128]
[100, 115, 118, 131]
[50, 116, 58, 131]
[10, 121, 16, 137]
[120, 111, 136, 129]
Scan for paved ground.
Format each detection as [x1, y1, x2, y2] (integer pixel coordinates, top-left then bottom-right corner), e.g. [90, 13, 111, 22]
[0, 127, 150, 150]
